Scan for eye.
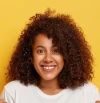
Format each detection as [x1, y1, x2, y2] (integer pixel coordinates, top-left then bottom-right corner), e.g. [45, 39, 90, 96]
[37, 49, 45, 54]
[52, 49, 59, 54]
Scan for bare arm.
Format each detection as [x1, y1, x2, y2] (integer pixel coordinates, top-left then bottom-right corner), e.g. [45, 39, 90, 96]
[0, 99, 7, 103]
[96, 101, 100, 103]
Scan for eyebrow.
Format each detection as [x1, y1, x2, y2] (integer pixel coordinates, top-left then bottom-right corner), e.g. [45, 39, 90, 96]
[34, 45, 58, 49]
[35, 46, 45, 49]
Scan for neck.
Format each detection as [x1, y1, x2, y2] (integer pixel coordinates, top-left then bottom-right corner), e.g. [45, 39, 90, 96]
[38, 78, 63, 95]
[40, 79, 59, 89]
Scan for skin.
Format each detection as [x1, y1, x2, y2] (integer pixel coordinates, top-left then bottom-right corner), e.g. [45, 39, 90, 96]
[32, 33, 64, 95]
[96, 101, 100, 103]
[0, 33, 100, 102]
[0, 99, 7, 103]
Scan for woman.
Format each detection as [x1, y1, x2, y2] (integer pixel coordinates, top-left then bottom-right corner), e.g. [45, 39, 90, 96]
[0, 8, 100, 103]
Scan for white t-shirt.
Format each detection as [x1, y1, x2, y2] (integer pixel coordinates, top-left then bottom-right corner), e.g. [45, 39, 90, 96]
[0, 81, 100, 103]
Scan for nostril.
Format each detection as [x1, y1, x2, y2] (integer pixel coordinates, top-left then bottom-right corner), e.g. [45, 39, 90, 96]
[43, 58, 53, 63]
[43, 56, 53, 63]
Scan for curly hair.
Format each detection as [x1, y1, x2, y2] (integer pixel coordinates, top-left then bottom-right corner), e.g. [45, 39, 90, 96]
[6, 8, 93, 89]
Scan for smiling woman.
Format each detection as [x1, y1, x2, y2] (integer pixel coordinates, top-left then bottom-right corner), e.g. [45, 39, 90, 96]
[0, 8, 100, 103]
[32, 34, 64, 84]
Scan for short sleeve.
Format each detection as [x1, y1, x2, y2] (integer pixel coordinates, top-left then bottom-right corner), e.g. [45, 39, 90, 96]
[91, 88, 100, 102]
[86, 88, 100, 103]
[0, 88, 15, 103]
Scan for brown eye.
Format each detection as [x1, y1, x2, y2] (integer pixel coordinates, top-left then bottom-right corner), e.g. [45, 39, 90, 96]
[52, 49, 59, 54]
[37, 49, 45, 54]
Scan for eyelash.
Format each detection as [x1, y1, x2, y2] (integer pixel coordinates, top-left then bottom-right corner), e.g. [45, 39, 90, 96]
[37, 50, 45, 53]
[52, 49, 59, 53]
[37, 49, 59, 54]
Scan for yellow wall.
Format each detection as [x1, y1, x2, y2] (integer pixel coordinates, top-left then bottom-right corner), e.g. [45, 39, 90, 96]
[0, 0, 100, 93]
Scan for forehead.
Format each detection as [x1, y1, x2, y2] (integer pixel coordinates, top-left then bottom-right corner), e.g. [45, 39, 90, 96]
[33, 33, 53, 47]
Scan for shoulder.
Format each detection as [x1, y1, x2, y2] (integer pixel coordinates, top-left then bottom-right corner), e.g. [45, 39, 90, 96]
[0, 81, 23, 99]
[4, 80, 37, 92]
[5, 80, 21, 86]
[79, 82, 100, 98]
[2, 81, 36, 99]
[82, 82, 99, 92]
[4, 81, 35, 93]
[1, 81, 37, 102]
[3, 81, 24, 94]
[4, 80, 24, 89]
[70, 82, 99, 95]
[82, 82, 100, 101]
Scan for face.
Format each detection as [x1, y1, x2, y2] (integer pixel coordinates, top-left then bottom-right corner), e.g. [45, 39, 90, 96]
[32, 34, 64, 82]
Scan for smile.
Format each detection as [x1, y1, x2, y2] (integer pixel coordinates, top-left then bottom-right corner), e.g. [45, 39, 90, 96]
[41, 65, 56, 71]
[44, 66, 55, 70]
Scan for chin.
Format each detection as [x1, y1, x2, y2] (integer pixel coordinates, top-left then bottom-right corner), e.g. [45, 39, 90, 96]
[42, 76, 56, 81]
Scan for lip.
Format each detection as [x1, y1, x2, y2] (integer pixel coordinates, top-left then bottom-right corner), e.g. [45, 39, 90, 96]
[40, 65, 57, 72]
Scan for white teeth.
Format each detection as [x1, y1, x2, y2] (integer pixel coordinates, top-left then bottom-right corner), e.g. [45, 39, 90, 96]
[43, 66, 55, 70]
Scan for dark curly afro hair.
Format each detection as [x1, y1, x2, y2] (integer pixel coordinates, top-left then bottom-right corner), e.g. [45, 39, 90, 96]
[6, 8, 93, 89]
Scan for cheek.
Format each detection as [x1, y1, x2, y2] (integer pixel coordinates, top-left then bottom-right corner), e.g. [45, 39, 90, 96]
[32, 56, 41, 71]
[54, 55, 64, 66]
[33, 54, 44, 64]
[59, 58, 64, 67]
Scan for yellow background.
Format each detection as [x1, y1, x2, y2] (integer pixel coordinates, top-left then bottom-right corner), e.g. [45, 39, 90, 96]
[0, 0, 100, 93]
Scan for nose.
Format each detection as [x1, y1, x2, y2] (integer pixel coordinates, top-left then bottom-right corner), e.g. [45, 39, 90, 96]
[43, 52, 53, 63]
